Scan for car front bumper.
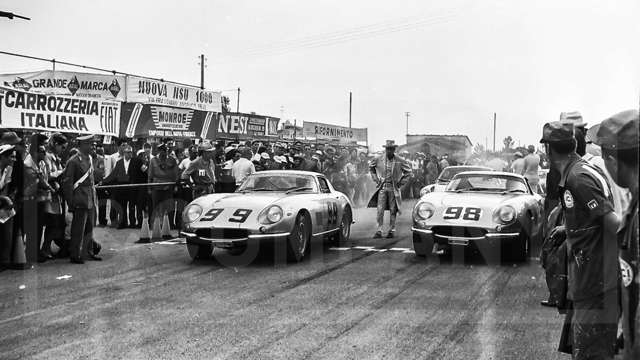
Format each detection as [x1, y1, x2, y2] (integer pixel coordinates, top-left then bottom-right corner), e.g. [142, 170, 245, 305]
[412, 227, 521, 250]
[180, 230, 290, 249]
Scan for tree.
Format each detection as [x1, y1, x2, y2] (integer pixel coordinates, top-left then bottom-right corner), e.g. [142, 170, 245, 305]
[503, 136, 514, 151]
[473, 143, 485, 155]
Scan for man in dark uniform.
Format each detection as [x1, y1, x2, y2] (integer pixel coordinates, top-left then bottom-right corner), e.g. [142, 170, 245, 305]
[588, 109, 639, 359]
[62, 135, 101, 264]
[541, 121, 619, 359]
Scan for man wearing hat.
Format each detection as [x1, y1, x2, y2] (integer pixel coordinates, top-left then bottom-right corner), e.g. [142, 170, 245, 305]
[148, 142, 180, 225]
[368, 140, 411, 238]
[541, 121, 620, 359]
[62, 134, 101, 263]
[181, 142, 216, 198]
[588, 109, 639, 359]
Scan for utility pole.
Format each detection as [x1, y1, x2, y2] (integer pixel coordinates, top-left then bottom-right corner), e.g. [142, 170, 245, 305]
[236, 87, 240, 114]
[349, 92, 352, 128]
[404, 112, 411, 137]
[198, 54, 206, 89]
[492, 112, 496, 152]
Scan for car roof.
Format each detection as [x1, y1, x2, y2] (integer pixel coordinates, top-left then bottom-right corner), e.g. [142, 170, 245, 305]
[249, 170, 323, 177]
[444, 165, 492, 170]
[454, 170, 526, 179]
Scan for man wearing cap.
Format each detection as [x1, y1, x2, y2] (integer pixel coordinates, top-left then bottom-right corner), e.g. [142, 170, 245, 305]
[181, 142, 216, 198]
[62, 135, 101, 264]
[541, 121, 619, 359]
[368, 140, 412, 238]
[588, 109, 639, 359]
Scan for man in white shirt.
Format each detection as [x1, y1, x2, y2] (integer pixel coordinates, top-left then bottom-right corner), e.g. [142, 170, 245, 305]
[231, 148, 255, 187]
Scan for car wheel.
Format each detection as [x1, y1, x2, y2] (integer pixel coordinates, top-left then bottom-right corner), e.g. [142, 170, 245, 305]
[413, 232, 433, 258]
[287, 212, 311, 262]
[331, 207, 352, 245]
[187, 242, 213, 260]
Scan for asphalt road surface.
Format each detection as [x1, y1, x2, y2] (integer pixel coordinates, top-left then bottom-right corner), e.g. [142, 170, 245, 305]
[1, 201, 568, 360]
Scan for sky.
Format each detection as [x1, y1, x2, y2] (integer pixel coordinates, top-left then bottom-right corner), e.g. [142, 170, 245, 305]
[1, 0, 638, 150]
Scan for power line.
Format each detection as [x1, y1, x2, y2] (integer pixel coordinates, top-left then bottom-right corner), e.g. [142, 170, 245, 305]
[0, 50, 217, 90]
[212, 11, 460, 63]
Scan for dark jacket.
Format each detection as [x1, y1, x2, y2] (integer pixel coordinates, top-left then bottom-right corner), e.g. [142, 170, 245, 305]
[62, 153, 96, 210]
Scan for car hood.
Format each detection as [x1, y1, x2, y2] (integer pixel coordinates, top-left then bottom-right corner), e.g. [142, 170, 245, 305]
[193, 192, 285, 210]
[421, 191, 524, 210]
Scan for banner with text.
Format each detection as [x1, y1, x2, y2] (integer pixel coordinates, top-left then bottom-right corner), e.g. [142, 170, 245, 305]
[126, 76, 221, 112]
[212, 112, 280, 139]
[0, 86, 120, 136]
[302, 121, 367, 143]
[120, 102, 214, 139]
[0, 70, 126, 101]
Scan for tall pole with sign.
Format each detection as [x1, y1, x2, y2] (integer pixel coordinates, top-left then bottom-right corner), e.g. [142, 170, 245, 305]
[199, 54, 205, 89]
[237, 88, 241, 113]
[493, 112, 496, 152]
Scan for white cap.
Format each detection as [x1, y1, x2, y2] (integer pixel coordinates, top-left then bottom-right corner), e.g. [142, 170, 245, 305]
[222, 160, 233, 170]
[261, 152, 270, 160]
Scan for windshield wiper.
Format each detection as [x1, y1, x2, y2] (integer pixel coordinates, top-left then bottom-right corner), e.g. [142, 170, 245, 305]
[241, 187, 273, 193]
[285, 186, 314, 194]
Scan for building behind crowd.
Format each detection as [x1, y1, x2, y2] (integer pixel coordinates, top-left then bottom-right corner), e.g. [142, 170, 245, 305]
[399, 134, 473, 163]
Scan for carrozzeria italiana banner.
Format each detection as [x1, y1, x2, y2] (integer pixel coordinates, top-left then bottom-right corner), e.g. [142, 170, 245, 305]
[0, 86, 120, 136]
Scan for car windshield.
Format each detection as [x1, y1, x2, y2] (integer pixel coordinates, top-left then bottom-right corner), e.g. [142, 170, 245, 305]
[438, 167, 490, 182]
[446, 174, 529, 193]
[238, 173, 318, 193]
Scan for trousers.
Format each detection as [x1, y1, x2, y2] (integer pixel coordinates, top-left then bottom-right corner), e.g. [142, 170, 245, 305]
[376, 187, 398, 231]
[69, 208, 94, 259]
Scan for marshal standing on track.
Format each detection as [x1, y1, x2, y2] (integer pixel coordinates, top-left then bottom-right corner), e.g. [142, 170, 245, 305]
[588, 109, 639, 360]
[541, 121, 620, 359]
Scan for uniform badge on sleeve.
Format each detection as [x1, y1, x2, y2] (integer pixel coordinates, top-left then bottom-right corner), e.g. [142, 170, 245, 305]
[620, 258, 633, 287]
[563, 190, 574, 208]
[587, 200, 598, 210]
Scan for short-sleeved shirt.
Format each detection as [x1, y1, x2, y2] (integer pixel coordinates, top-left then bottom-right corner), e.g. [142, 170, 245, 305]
[559, 154, 616, 301]
[511, 158, 525, 175]
[182, 157, 216, 186]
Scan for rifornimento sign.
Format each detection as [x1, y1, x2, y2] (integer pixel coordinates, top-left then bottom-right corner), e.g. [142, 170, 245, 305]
[302, 121, 367, 143]
[0, 86, 120, 136]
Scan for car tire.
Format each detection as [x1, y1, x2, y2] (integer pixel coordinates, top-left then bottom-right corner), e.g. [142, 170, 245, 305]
[330, 206, 352, 245]
[187, 242, 213, 260]
[287, 212, 311, 262]
[413, 232, 433, 258]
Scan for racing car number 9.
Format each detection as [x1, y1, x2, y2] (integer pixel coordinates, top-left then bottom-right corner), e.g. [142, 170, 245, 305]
[443, 207, 481, 221]
[199, 208, 253, 223]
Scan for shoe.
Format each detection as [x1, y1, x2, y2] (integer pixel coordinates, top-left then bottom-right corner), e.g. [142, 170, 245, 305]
[135, 239, 151, 244]
[117, 225, 126, 230]
[9, 262, 33, 270]
[56, 248, 70, 259]
[87, 255, 102, 261]
[40, 251, 54, 260]
[37, 256, 48, 263]
[386, 231, 395, 239]
[540, 300, 555, 308]
[93, 242, 102, 255]
[70, 258, 85, 264]
[128, 224, 137, 229]
[373, 231, 382, 239]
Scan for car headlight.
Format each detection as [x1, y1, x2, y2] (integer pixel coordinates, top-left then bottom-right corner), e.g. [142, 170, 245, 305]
[183, 204, 203, 223]
[419, 187, 430, 197]
[261, 205, 283, 224]
[416, 202, 435, 220]
[494, 205, 516, 224]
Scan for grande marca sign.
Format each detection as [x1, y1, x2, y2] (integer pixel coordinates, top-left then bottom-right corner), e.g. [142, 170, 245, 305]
[0, 70, 126, 101]
[0, 86, 120, 136]
[126, 76, 222, 113]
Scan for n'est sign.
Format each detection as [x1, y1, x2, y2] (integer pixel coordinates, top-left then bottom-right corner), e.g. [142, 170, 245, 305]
[218, 115, 247, 134]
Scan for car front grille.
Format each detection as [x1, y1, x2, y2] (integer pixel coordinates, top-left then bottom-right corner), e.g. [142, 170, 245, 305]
[195, 228, 249, 239]
[431, 226, 487, 239]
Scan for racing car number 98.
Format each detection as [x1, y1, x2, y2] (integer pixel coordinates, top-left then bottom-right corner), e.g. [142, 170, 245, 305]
[443, 207, 481, 221]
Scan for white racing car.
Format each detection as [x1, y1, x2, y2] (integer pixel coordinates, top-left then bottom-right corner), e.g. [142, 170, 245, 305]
[180, 171, 353, 262]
